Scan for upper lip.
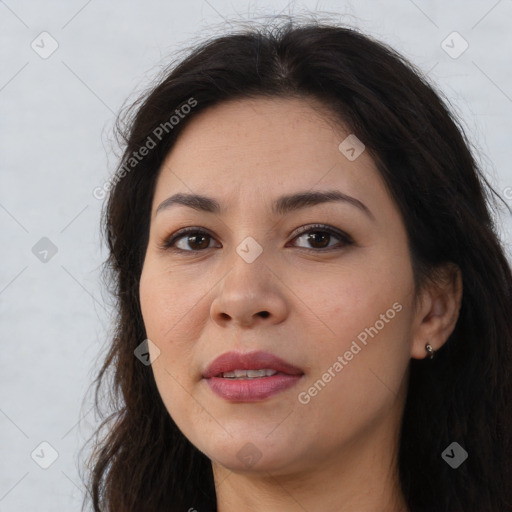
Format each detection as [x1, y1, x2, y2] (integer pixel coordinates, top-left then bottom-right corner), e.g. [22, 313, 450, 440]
[202, 350, 304, 378]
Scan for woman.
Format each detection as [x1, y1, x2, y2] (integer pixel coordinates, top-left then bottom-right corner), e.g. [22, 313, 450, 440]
[83, 17, 512, 512]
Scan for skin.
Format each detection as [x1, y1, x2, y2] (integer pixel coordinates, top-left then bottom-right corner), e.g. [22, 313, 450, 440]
[139, 97, 462, 512]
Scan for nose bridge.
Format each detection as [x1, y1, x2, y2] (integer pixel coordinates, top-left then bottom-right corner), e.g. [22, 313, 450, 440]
[222, 196, 273, 263]
[220, 232, 270, 292]
[216, 189, 278, 280]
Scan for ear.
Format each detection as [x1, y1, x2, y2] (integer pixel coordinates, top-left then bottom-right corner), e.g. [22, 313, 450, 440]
[410, 263, 463, 359]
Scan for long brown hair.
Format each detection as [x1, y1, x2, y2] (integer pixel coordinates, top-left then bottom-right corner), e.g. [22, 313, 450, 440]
[81, 16, 512, 512]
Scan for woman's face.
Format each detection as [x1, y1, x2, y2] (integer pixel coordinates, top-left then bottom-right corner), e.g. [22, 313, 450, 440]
[139, 97, 420, 476]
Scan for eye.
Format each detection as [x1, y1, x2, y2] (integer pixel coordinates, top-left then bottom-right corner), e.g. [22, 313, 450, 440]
[159, 224, 353, 253]
[160, 228, 219, 252]
[290, 224, 353, 251]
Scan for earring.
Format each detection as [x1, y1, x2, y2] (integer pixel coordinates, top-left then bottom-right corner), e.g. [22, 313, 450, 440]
[425, 343, 435, 359]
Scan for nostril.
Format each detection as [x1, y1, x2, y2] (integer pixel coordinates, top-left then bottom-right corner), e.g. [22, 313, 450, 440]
[259, 311, 270, 318]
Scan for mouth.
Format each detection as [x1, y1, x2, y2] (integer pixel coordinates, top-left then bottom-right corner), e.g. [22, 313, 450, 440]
[219, 368, 284, 379]
[202, 350, 304, 402]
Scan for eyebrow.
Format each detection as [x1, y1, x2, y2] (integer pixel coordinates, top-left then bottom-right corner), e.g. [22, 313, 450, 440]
[155, 190, 374, 220]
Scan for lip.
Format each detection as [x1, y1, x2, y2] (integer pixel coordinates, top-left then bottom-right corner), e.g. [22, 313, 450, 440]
[202, 350, 304, 402]
[202, 350, 303, 378]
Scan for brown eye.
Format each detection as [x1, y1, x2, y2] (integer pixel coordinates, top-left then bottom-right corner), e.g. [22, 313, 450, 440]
[180, 233, 211, 251]
[295, 230, 332, 249]
[163, 229, 217, 252]
[290, 224, 353, 251]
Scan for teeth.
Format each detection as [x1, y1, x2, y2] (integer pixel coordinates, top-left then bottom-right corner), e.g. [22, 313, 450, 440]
[222, 369, 278, 379]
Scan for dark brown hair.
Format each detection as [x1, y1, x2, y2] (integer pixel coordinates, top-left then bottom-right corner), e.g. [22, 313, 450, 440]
[81, 16, 512, 512]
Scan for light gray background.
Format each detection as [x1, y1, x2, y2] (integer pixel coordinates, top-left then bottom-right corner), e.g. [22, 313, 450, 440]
[1, 1, 511, 510]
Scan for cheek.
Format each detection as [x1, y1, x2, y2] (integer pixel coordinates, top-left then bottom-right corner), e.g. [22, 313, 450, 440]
[305, 249, 412, 340]
[293, 286, 411, 451]
[139, 260, 213, 405]
[139, 261, 205, 344]
[139, 265, 202, 424]
[295, 250, 413, 404]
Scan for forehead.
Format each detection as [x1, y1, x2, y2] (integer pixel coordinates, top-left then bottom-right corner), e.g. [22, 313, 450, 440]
[152, 97, 390, 217]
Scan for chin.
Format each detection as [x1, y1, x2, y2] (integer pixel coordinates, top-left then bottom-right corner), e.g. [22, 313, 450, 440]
[201, 435, 302, 475]
[211, 451, 290, 474]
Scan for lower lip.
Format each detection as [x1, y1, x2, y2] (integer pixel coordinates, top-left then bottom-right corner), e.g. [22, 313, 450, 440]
[205, 374, 303, 401]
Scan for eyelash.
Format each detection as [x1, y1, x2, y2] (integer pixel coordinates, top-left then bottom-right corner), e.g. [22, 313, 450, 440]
[159, 223, 354, 254]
